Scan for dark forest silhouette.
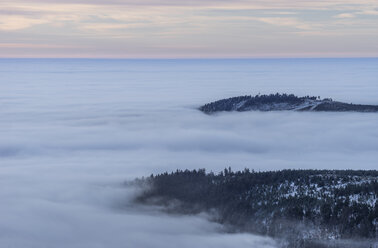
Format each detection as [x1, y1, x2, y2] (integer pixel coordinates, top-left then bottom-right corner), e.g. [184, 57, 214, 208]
[199, 93, 378, 113]
[134, 169, 377, 248]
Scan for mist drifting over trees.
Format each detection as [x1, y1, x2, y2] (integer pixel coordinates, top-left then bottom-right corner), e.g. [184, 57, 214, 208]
[135, 169, 377, 248]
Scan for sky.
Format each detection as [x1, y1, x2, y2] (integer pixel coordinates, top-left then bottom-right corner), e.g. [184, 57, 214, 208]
[1, 0, 378, 58]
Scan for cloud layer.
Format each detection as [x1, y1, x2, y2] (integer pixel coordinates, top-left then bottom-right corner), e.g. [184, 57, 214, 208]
[1, 58, 378, 247]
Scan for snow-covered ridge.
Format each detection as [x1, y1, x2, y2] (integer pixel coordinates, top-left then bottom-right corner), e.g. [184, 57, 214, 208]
[199, 93, 378, 114]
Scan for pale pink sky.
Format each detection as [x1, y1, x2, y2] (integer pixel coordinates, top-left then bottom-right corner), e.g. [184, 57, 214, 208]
[1, 0, 378, 58]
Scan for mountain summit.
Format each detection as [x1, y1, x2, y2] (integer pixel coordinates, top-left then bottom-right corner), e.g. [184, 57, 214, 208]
[199, 94, 378, 114]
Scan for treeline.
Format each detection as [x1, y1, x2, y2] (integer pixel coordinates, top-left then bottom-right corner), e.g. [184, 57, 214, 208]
[134, 169, 377, 248]
[199, 93, 318, 113]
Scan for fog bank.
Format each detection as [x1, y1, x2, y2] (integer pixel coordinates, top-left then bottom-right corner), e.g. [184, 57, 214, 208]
[1, 58, 377, 247]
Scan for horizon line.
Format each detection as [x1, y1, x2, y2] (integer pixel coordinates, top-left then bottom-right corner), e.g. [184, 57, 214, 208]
[0, 56, 378, 60]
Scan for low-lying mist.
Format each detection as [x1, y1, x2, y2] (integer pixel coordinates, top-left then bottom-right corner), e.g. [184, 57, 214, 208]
[2, 108, 377, 247]
[1, 58, 378, 247]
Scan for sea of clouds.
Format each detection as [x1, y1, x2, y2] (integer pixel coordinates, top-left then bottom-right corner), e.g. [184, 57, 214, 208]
[1, 58, 378, 247]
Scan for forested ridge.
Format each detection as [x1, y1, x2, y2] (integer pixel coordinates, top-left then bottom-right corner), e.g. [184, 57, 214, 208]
[199, 93, 378, 113]
[134, 169, 378, 248]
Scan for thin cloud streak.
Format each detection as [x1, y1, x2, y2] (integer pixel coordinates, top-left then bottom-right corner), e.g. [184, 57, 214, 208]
[5, 0, 378, 8]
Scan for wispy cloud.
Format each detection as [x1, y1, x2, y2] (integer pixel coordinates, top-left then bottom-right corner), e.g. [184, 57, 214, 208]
[0, 43, 76, 48]
[0, 15, 47, 30]
[357, 9, 378, 15]
[253, 17, 314, 30]
[334, 13, 355, 18]
[0, 0, 377, 57]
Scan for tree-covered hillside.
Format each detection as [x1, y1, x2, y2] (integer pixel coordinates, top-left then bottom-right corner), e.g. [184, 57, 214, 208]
[199, 93, 378, 113]
[134, 169, 378, 248]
